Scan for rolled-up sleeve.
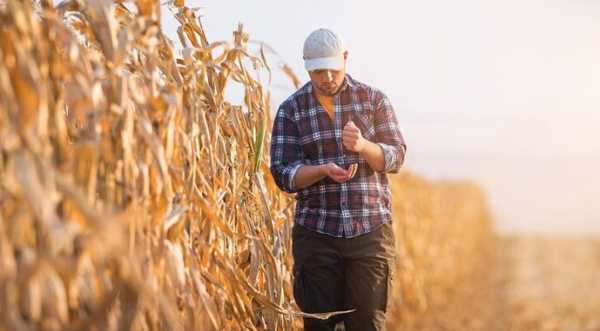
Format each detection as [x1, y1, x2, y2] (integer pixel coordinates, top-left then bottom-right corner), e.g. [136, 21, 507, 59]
[269, 106, 304, 193]
[373, 92, 407, 174]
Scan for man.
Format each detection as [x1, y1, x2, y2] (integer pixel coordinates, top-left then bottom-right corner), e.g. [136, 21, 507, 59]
[269, 28, 407, 331]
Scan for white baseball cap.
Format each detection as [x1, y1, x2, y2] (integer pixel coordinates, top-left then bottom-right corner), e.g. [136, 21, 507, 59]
[303, 28, 346, 71]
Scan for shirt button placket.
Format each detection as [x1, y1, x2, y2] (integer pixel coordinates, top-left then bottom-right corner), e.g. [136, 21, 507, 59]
[340, 197, 350, 236]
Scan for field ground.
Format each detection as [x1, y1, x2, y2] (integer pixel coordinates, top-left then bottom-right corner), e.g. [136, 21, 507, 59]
[391, 235, 600, 331]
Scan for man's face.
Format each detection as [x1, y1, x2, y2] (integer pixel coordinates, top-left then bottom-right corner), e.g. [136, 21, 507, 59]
[308, 52, 348, 96]
[309, 69, 345, 96]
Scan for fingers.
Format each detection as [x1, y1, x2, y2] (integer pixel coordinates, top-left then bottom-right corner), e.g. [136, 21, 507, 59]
[324, 162, 359, 183]
[343, 131, 359, 141]
[343, 131, 356, 148]
[343, 121, 360, 135]
[344, 120, 358, 129]
[325, 163, 349, 179]
[329, 163, 358, 183]
[348, 163, 358, 178]
[330, 165, 349, 177]
[343, 121, 363, 152]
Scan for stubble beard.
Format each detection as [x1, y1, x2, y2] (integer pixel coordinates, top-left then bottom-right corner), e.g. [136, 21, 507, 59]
[316, 84, 340, 97]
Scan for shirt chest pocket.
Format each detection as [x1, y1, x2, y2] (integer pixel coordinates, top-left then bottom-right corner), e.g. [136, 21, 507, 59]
[296, 113, 338, 160]
[352, 106, 377, 141]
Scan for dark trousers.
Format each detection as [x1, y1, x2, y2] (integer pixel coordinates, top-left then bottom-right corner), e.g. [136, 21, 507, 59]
[292, 222, 396, 331]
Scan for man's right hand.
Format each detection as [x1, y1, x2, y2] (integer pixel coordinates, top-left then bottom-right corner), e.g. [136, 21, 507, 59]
[322, 162, 358, 183]
[293, 163, 358, 190]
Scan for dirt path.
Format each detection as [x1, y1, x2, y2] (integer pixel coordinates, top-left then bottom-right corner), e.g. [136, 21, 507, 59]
[493, 236, 600, 331]
[393, 235, 600, 331]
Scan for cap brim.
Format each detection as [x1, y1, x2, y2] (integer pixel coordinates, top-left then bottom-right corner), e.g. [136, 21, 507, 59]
[304, 55, 344, 71]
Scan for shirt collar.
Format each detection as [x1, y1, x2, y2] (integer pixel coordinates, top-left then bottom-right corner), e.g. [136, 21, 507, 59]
[343, 74, 357, 91]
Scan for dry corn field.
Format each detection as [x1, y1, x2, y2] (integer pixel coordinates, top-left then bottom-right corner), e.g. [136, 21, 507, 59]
[1, 1, 599, 330]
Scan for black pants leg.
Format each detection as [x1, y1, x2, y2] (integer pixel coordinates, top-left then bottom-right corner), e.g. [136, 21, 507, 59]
[292, 223, 396, 331]
[343, 223, 396, 331]
[292, 225, 345, 331]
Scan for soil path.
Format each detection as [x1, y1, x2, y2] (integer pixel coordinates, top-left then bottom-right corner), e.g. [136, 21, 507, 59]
[492, 236, 600, 331]
[391, 236, 600, 331]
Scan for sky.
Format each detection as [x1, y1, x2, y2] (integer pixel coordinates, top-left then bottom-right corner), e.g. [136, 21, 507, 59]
[162, 0, 600, 235]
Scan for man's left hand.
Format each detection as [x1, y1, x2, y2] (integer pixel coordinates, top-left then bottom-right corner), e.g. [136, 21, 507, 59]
[343, 120, 366, 153]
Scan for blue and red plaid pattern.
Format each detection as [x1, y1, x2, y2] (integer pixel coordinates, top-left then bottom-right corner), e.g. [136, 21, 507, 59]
[269, 75, 406, 238]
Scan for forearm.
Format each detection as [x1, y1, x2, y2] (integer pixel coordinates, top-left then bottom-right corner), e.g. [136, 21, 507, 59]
[293, 164, 327, 190]
[359, 139, 386, 172]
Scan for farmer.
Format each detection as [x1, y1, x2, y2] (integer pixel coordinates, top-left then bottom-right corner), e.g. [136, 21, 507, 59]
[269, 28, 407, 331]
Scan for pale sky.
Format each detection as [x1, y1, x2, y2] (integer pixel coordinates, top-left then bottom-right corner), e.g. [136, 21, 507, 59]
[162, 0, 600, 235]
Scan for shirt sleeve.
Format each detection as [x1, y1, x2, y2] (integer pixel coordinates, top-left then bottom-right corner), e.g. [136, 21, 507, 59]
[373, 92, 407, 174]
[269, 105, 304, 193]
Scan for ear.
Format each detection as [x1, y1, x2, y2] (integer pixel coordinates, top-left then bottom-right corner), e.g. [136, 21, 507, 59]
[343, 51, 349, 60]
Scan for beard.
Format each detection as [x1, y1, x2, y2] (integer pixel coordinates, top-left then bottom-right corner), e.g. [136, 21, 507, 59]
[316, 83, 340, 96]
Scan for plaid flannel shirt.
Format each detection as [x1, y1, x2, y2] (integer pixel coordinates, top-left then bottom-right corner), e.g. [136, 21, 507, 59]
[269, 75, 406, 238]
